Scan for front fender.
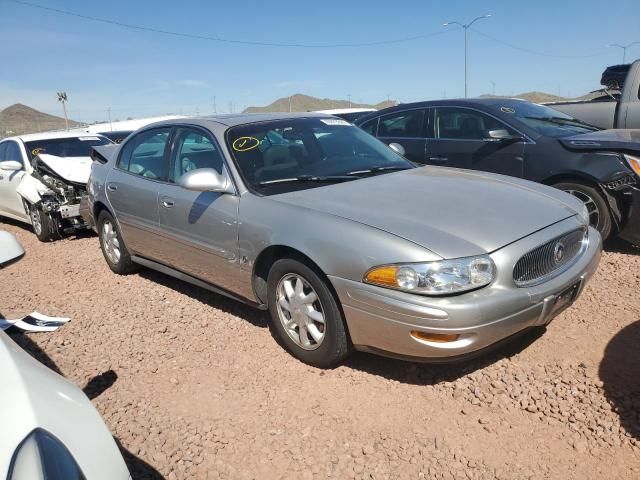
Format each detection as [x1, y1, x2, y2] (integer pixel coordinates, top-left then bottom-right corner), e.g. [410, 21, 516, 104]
[15, 174, 50, 205]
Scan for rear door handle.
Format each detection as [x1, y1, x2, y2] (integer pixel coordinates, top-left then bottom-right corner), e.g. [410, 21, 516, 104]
[161, 200, 175, 208]
[107, 183, 118, 192]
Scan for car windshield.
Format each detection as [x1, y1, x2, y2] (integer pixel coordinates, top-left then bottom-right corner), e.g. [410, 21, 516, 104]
[25, 136, 111, 160]
[489, 101, 599, 137]
[227, 117, 414, 195]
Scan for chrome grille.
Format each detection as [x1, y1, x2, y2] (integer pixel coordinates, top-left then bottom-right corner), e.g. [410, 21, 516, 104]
[513, 228, 587, 287]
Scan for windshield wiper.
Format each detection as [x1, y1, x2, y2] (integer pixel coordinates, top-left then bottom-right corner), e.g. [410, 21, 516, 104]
[347, 166, 412, 176]
[257, 175, 357, 186]
[524, 116, 598, 129]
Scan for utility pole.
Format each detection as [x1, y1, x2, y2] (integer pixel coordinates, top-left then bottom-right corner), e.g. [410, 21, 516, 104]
[608, 42, 640, 63]
[444, 15, 492, 98]
[57, 92, 69, 130]
[347, 94, 352, 108]
[289, 96, 292, 112]
[213, 96, 217, 114]
[107, 107, 112, 131]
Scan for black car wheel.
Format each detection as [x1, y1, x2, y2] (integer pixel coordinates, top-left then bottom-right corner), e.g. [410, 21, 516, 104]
[554, 182, 612, 240]
[267, 258, 351, 368]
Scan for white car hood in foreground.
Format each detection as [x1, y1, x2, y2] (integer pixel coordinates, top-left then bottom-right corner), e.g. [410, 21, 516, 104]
[0, 331, 130, 479]
[37, 154, 93, 184]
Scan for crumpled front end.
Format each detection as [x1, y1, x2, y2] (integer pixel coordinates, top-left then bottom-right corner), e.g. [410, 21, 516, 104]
[16, 154, 91, 236]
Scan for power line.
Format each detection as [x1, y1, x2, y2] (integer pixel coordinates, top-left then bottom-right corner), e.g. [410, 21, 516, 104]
[6, 0, 452, 48]
[470, 27, 610, 59]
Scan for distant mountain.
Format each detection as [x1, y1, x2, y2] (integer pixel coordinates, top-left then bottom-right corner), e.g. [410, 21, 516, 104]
[479, 91, 594, 104]
[0, 104, 81, 138]
[244, 94, 396, 113]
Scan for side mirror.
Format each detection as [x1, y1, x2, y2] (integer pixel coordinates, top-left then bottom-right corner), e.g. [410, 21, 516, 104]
[178, 168, 233, 193]
[0, 231, 25, 268]
[485, 129, 522, 143]
[0, 160, 23, 171]
[388, 143, 406, 156]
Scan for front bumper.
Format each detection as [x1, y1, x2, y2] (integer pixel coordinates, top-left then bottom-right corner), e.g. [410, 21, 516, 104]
[617, 186, 640, 245]
[330, 220, 602, 362]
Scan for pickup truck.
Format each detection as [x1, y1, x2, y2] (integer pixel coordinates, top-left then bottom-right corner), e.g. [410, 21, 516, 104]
[546, 60, 640, 129]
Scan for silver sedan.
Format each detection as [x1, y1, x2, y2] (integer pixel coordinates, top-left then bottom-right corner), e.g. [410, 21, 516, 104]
[85, 113, 601, 367]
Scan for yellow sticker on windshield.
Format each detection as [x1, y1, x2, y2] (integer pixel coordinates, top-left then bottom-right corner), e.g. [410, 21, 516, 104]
[232, 136, 260, 152]
[31, 147, 44, 156]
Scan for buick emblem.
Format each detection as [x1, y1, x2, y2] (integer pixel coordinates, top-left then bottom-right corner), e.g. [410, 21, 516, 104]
[553, 242, 565, 264]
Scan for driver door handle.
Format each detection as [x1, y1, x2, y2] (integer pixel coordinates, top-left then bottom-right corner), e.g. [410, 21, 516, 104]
[107, 183, 118, 192]
[428, 156, 449, 163]
[161, 200, 175, 209]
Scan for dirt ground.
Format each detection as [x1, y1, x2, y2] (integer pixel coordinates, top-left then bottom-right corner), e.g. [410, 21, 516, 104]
[1, 219, 640, 480]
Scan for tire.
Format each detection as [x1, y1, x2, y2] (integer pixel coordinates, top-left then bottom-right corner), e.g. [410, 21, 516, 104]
[29, 204, 59, 242]
[553, 182, 613, 240]
[267, 258, 351, 368]
[97, 210, 138, 274]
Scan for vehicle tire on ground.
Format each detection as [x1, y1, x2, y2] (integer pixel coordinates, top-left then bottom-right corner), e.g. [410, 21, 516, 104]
[29, 204, 59, 242]
[553, 182, 613, 240]
[267, 258, 351, 368]
[98, 210, 138, 274]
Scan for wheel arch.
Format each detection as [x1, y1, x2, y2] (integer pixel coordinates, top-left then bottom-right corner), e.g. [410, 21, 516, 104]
[252, 245, 343, 311]
[543, 172, 622, 233]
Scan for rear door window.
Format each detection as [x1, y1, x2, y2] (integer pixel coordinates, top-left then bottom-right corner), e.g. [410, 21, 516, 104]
[118, 128, 171, 180]
[378, 110, 425, 138]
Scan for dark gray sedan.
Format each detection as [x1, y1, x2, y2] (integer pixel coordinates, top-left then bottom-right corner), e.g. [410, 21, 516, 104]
[85, 113, 601, 367]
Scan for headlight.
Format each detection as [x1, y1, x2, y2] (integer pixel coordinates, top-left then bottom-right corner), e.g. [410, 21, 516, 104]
[364, 255, 495, 295]
[624, 154, 640, 177]
[8, 428, 86, 480]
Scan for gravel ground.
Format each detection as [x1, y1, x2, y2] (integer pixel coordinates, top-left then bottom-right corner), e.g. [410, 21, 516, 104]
[1, 219, 640, 480]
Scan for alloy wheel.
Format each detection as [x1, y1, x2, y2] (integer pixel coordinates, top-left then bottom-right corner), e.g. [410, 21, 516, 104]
[102, 219, 121, 264]
[30, 208, 42, 236]
[275, 273, 326, 350]
[565, 189, 601, 229]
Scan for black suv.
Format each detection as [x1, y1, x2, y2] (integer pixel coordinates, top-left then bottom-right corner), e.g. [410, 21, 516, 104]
[356, 98, 640, 244]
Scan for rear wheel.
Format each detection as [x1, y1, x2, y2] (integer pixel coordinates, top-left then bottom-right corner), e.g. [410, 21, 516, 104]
[267, 258, 350, 368]
[30, 204, 59, 242]
[553, 182, 612, 240]
[98, 210, 138, 274]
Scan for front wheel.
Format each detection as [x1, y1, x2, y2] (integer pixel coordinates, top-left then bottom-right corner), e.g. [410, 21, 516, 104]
[29, 205, 59, 242]
[267, 258, 350, 368]
[553, 182, 612, 240]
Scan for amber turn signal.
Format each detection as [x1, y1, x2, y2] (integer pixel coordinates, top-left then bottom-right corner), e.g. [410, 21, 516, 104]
[411, 331, 460, 343]
[364, 266, 399, 287]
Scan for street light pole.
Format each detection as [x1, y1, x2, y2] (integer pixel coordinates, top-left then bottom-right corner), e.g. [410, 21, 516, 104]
[56, 92, 69, 130]
[608, 42, 640, 63]
[444, 15, 491, 98]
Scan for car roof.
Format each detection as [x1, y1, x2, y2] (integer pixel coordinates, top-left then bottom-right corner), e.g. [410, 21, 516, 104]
[2, 131, 107, 143]
[355, 97, 531, 122]
[143, 112, 335, 130]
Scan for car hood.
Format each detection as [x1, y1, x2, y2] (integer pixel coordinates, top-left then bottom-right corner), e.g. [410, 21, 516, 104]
[559, 129, 640, 154]
[272, 167, 581, 258]
[0, 332, 130, 479]
[36, 154, 93, 184]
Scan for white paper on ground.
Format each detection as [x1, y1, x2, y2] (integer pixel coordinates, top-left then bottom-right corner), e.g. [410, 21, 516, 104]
[0, 311, 71, 332]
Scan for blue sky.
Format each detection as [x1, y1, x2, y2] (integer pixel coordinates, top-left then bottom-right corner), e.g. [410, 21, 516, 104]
[0, 0, 638, 123]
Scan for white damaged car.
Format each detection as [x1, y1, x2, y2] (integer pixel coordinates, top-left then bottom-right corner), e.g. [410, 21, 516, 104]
[0, 132, 111, 241]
